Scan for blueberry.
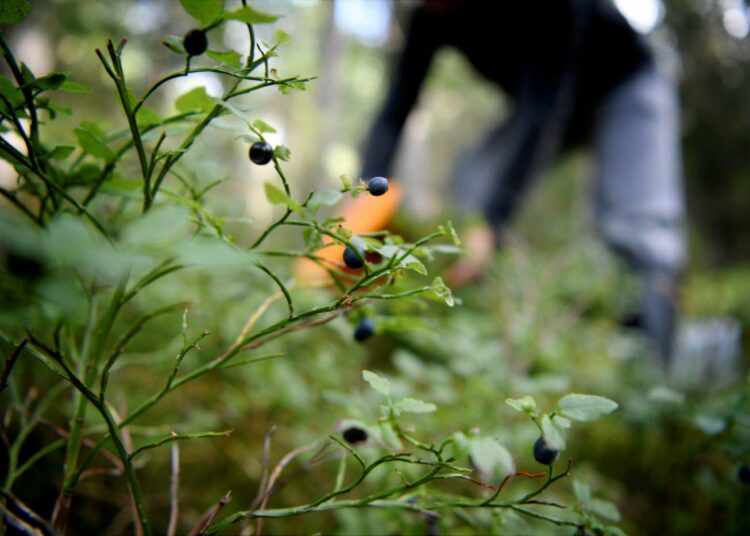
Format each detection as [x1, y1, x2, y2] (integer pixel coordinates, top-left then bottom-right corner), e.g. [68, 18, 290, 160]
[183, 29, 208, 57]
[4, 250, 44, 280]
[354, 318, 375, 342]
[343, 245, 364, 270]
[533, 436, 559, 465]
[366, 176, 389, 196]
[342, 426, 368, 444]
[249, 141, 273, 165]
[739, 464, 750, 485]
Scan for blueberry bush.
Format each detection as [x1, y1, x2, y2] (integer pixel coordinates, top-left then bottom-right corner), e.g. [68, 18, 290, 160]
[0, 1, 666, 534]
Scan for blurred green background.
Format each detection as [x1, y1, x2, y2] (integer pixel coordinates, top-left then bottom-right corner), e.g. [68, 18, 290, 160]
[2, 0, 750, 534]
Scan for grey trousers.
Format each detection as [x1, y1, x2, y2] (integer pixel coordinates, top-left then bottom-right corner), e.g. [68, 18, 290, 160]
[452, 62, 687, 277]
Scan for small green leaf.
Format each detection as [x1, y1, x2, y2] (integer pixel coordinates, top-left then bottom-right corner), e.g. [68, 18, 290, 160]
[573, 479, 592, 504]
[307, 188, 342, 211]
[557, 394, 619, 422]
[403, 257, 427, 275]
[263, 182, 302, 215]
[179, 0, 223, 25]
[277, 79, 307, 94]
[552, 415, 572, 429]
[48, 145, 75, 160]
[505, 396, 537, 415]
[439, 220, 461, 246]
[274, 29, 291, 45]
[590, 499, 621, 522]
[0, 0, 31, 25]
[0, 75, 23, 109]
[79, 120, 106, 138]
[431, 276, 455, 307]
[23, 72, 68, 92]
[236, 134, 261, 144]
[175, 86, 216, 113]
[59, 80, 92, 93]
[252, 119, 276, 133]
[161, 35, 186, 54]
[450, 431, 471, 461]
[338, 175, 353, 191]
[136, 106, 161, 128]
[362, 370, 390, 397]
[394, 397, 437, 414]
[225, 5, 279, 24]
[206, 49, 242, 69]
[273, 145, 291, 162]
[541, 414, 566, 451]
[469, 438, 515, 481]
[74, 127, 113, 161]
[378, 421, 403, 450]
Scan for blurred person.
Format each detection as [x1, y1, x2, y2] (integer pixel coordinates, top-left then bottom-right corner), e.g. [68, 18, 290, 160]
[359, 0, 687, 364]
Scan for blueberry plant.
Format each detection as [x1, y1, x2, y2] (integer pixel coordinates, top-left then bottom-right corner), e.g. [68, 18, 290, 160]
[0, 1, 621, 534]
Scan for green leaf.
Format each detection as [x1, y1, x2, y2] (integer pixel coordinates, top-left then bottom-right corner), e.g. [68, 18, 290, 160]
[0, 0, 31, 25]
[206, 49, 242, 69]
[541, 413, 566, 451]
[74, 127, 114, 161]
[552, 415, 572, 429]
[263, 182, 302, 215]
[179, 0, 223, 25]
[450, 431, 471, 461]
[48, 145, 75, 160]
[590, 499, 621, 522]
[274, 29, 291, 45]
[377, 421, 403, 450]
[136, 106, 161, 128]
[439, 220, 461, 246]
[175, 86, 216, 113]
[78, 120, 105, 137]
[573, 479, 592, 504]
[273, 144, 291, 161]
[23, 72, 68, 92]
[469, 438, 515, 481]
[161, 35, 186, 54]
[557, 394, 619, 422]
[394, 397, 437, 414]
[236, 134, 261, 144]
[362, 370, 390, 397]
[307, 188, 342, 211]
[252, 119, 276, 133]
[225, 5, 279, 24]
[505, 395, 537, 415]
[0, 75, 23, 109]
[59, 80, 92, 93]
[277, 79, 307, 94]
[431, 276, 455, 307]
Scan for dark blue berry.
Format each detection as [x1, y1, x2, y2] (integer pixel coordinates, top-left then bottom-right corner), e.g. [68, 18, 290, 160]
[183, 29, 208, 56]
[343, 245, 364, 269]
[354, 318, 375, 342]
[249, 142, 273, 165]
[5, 250, 44, 280]
[533, 436, 559, 465]
[342, 426, 368, 444]
[366, 176, 389, 196]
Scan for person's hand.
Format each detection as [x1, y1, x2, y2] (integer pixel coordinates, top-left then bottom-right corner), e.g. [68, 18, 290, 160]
[446, 223, 496, 288]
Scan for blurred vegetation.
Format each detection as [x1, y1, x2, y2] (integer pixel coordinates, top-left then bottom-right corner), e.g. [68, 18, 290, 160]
[2, 0, 750, 535]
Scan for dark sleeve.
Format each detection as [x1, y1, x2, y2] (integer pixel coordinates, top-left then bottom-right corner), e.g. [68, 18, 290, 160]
[360, 7, 443, 179]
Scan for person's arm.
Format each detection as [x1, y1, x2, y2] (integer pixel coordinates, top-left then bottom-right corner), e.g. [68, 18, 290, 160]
[360, 7, 444, 179]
